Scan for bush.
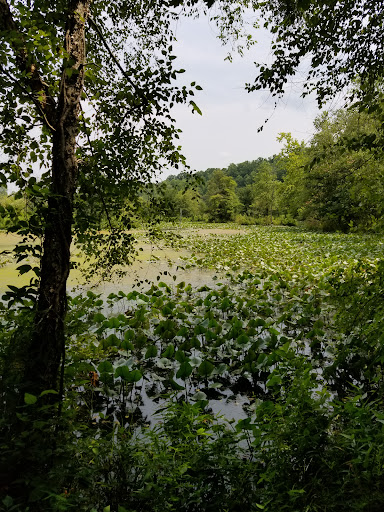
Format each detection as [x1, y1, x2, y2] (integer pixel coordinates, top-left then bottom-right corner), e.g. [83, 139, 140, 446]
[234, 214, 255, 225]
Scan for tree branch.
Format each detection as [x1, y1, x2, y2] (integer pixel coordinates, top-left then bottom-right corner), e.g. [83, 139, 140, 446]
[0, 0, 57, 130]
[80, 105, 115, 232]
[88, 15, 148, 108]
[0, 64, 57, 132]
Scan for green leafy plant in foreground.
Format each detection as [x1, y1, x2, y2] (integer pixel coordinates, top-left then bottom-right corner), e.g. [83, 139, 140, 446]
[1, 225, 384, 510]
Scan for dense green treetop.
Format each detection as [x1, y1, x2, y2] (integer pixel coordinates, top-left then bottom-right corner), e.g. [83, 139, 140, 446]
[249, 1, 384, 108]
[305, 108, 384, 231]
[205, 168, 240, 221]
[276, 133, 308, 219]
[165, 156, 281, 191]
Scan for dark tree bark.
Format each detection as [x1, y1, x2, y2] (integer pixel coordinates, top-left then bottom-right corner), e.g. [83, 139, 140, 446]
[24, 1, 91, 395]
[0, 2, 90, 500]
[0, 0, 90, 395]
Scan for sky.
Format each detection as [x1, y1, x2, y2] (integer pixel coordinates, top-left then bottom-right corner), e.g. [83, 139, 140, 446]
[168, 14, 322, 175]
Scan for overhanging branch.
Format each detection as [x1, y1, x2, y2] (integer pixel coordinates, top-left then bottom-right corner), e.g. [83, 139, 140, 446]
[0, 0, 57, 130]
[88, 16, 149, 108]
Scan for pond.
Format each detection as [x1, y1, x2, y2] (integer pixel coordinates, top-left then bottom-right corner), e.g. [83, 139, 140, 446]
[68, 274, 286, 429]
[1, 227, 253, 424]
[0, 227, 246, 296]
[5, 224, 373, 430]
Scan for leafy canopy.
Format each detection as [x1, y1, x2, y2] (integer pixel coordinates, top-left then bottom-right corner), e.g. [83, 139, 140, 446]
[0, 1, 204, 280]
[249, 0, 384, 109]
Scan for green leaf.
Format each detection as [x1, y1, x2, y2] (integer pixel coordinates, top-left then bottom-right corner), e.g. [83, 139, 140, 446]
[168, 378, 185, 390]
[209, 382, 223, 389]
[94, 312, 106, 323]
[175, 350, 189, 363]
[157, 358, 173, 369]
[213, 363, 228, 375]
[192, 390, 207, 400]
[105, 334, 120, 347]
[122, 339, 134, 351]
[2, 496, 13, 508]
[190, 100, 202, 115]
[98, 361, 113, 373]
[124, 330, 134, 340]
[266, 374, 282, 387]
[176, 362, 193, 380]
[198, 360, 214, 378]
[162, 344, 175, 358]
[190, 355, 202, 367]
[145, 345, 158, 359]
[236, 417, 253, 431]
[196, 427, 210, 436]
[176, 325, 189, 337]
[17, 264, 32, 275]
[237, 333, 249, 345]
[39, 389, 59, 397]
[288, 488, 306, 496]
[24, 393, 37, 405]
[194, 324, 207, 335]
[107, 317, 121, 329]
[115, 366, 130, 380]
[127, 369, 142, 383]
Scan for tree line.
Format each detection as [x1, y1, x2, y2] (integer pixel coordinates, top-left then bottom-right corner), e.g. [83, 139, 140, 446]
[3, 101, 384, 234]
[160, 105, 384, 232]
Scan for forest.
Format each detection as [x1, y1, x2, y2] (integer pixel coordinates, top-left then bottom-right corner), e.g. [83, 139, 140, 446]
[5, 107, 383, 233]
[1, 1, 384, 511]
[162, 107, 384, 231]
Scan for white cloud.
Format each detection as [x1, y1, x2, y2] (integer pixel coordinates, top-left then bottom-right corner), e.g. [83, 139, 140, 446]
[166, 14, 322, 175]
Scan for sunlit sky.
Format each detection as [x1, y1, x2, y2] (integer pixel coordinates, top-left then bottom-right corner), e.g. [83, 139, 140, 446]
[169, 14, 322, 175]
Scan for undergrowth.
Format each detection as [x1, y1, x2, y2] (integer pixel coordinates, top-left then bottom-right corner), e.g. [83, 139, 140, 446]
[1, 225, 384, 511]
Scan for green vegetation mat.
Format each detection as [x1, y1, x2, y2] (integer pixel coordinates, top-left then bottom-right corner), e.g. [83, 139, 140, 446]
[1, 225, 384, 511]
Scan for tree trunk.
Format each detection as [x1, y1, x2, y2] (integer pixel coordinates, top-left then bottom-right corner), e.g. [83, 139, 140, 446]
[23, 1, 90, 395]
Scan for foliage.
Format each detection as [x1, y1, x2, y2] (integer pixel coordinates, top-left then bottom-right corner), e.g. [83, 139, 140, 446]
[154, 181, 204, 222]
[305, 109, 384, 231]
[250, 160, 280, 222]
[205, 169, 240, 222]
[0, 193, 28, 230]
[52, 401, 258, 512]
[276, 132, 308, 219]
[250, 0, 384, 111]
[326, 258, 384, 398]
[162, 157, 282, 222]
[1, 224, 384, 509]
